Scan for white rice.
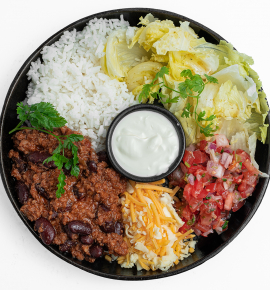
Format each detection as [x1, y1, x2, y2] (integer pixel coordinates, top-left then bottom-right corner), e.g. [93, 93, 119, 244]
[25, 16, 138, 151]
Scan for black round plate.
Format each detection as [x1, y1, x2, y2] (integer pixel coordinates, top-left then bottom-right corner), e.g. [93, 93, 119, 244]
[0, 7, 269, 280]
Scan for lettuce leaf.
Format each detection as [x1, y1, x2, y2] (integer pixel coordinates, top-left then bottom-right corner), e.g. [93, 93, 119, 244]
[246, 109, 269, 143]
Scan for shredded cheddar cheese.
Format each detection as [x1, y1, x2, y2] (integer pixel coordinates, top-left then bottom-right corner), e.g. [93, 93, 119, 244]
[119, 180, 197, 271]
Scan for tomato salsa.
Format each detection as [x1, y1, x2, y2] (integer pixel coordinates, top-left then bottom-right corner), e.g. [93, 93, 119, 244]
[169, 134, 260, 237]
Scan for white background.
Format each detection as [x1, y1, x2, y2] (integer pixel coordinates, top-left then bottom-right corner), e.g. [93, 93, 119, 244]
[0, 0, 269, 289]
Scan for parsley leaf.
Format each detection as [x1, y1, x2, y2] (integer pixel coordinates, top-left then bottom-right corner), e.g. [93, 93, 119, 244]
[181, 103, 192, 118]
[139, 67, 218, 137]
[204, 74, 219, 84]
[56, 170, 66, 198]
[138, 83, 152, 103]
[152, 66, 169, 82]
[10, 102, 84, 198]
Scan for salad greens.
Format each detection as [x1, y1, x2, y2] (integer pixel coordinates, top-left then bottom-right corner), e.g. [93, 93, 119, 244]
[9, 102, 83, 198]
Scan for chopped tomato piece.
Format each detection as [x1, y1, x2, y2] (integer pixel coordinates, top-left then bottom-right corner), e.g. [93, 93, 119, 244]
[191, 179, 204, 198]
[205, 183, 217, 193]
[182, 151, 195, 168]
[193, 150, 208, 164]
[199, 140, 208, 151]
[182, 205, 192, 221]
[188, 165, 205, 174]
[232, 200, 246, 212]
[197, 189, 208, 199]
[178, 222, 191, 234]
[233, 174, 243, 184]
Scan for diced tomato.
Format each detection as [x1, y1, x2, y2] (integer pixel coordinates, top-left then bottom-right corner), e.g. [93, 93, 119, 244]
[238, 180, 247, 192]
[200, 214, 213, 226]
[205, 183, 217, 193]
[188, 165, 205, 174]
[240, 186, 255, 198]
[212, 216, 222, 230]
[197, 189, 208, 199]
[236, 149, 251, 161]
[232, 200, 246, 212]
[195, 222, 211, 233]
[193, 150, 208, 164]
[233, 174, 243, 184]
[215, 197, 224, 210]
[216, 181, 225, 195]
[191, 179, 204, 198]
[183, 184, 193, 202]
[182, 205, 192, 221]
[224, 192, 233, 211]
[243, 159, 259, 175]
[199, 140, 208, 151]
[182, 151, 195, 168]
[200, 201, 217, 215]
[178, 222, 191, 234]
[243, 171, 258, 186]
[216, 146, 223, 154]
[188, 196, 203, 212]
[201, 172, 212, 184]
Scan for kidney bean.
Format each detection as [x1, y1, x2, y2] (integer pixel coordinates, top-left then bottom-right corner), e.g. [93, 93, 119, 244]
[15, 155, 27, 173]
[87, 161, 97, 172]
[43, 160, 57, 169]
[97, 151, 109, 163]
[35, 184, 48, 199]
[16, 181, 30, 204]
[80, 235, 94, 245]
[35, 217, 55, 245]
[99, 204, 110, 212]
[27, 151, 52, 164]
[59, 240, 74, 253]
[73, 185, 85, 200]
[68, 221, 92, 235]
[114, 221, 124, 235]
[100, 221, 115, 233]
[64, 225, 74, 240]
[89, 244, 103, 258]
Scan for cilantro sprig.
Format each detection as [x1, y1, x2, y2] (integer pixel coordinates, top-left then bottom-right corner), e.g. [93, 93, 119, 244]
[138, 67, 180, 104]
[9, 102, 83, 198]
[138, 67, 219, 137]
[179, 70, 219, 137]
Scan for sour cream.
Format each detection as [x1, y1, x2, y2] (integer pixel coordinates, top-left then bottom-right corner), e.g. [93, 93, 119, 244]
[111, 110, 179, 177]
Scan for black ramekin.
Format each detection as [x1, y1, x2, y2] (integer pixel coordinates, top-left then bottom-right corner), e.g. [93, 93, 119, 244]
[106, 104, 186, 182]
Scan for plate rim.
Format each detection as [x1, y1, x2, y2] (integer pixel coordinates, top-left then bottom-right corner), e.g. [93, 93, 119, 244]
[0, 7, 269, 280]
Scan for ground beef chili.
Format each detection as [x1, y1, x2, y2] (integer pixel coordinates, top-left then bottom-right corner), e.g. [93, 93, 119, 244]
[9, 127, 129, 262]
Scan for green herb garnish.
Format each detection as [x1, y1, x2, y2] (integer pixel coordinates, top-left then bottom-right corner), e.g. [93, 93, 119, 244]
[239, 162, 243, 169]
[205, 196, 211, 200]
[179, 70, 219, 137]
[222, 220, 229, 230]
[222, 178, 227, 182]
[138, 67, 179, 104]
[202, 173, 206, 177]
[9, 102, 83, 198]
[138, 67, 219, 137]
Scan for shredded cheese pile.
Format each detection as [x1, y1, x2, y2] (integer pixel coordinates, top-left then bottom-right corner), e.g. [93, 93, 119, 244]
[118, 179, 196, 271]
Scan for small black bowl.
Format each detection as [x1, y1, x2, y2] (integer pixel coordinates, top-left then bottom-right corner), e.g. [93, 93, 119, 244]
[106, 104, 186, 182]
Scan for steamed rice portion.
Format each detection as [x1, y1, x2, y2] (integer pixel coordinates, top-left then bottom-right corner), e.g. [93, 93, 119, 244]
[25, 16, 138, 151]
